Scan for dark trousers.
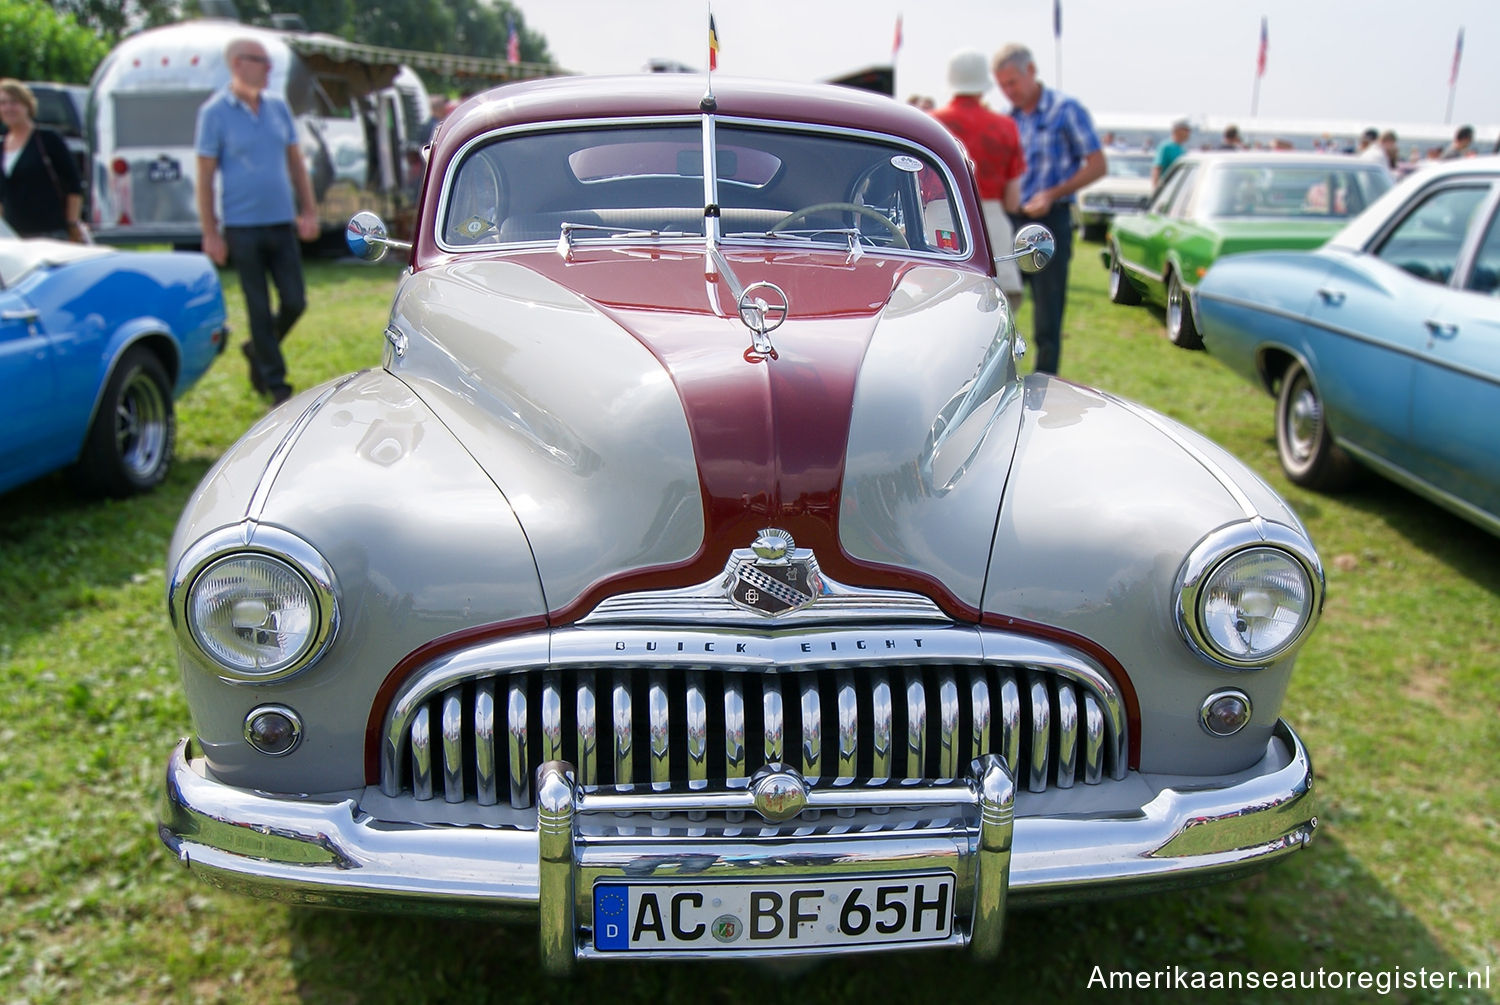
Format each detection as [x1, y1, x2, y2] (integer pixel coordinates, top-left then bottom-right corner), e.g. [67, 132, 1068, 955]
[225, 223, 306, 395]
[1021, 202, 1075, 375]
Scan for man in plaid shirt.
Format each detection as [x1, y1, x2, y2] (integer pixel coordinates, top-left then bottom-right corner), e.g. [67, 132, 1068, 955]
[992, 43, 1105, 375]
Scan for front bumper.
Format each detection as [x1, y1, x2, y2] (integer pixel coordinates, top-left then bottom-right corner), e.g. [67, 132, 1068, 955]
[160, 720, 1315, 969]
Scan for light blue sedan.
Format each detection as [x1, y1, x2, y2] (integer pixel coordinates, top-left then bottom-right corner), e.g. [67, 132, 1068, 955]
[1196, 156, 1500, 536]
[0, 221, 227, 497]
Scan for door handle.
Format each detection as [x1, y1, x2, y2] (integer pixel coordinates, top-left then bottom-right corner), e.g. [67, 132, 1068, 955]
[1316, 287, 1345, 306]
[1423, 319, 1458, 339]
[1, 308, 40, 322]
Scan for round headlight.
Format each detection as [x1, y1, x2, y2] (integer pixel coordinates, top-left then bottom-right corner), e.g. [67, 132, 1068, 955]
[1197, 547, 1312, 664]
[188, 554, 320, 678]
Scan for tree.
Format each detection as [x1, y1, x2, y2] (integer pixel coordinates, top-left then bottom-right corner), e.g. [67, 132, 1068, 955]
[0, 0, 111, 83]
[48, 0, 186, 40]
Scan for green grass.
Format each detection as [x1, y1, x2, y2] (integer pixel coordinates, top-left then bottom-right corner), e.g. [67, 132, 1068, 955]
[0, 249, 1495, 1003]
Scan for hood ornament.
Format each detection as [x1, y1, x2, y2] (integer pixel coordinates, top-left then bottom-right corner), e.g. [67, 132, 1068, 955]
[723, 529, 824, 616]
[737, 281, 789, 358]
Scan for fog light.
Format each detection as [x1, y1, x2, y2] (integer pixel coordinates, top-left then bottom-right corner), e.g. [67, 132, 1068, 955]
[1200, 690, 1252, 737]
[244, 705, 302, 756]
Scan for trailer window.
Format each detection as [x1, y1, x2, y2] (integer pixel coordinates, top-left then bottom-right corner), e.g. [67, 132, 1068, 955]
[113, 91, 214, 148]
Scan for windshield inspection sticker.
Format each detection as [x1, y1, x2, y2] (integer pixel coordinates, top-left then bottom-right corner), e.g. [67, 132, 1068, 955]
[891, 155, 923, 173]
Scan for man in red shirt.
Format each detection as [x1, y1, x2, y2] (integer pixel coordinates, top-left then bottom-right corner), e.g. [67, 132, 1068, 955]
[932, 50, 1026, 306]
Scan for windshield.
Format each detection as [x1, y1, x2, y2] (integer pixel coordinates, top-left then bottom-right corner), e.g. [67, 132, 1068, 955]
[1201, 163, 1392, 219]
[1107, 154, 1153, 179]
[441, 122, 967, 255]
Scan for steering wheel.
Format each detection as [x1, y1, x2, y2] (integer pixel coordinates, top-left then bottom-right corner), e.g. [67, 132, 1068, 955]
[771, 202, 908, 249]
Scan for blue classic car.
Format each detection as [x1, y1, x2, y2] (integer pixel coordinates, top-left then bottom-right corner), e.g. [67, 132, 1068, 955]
[1196, 157, 1500, 535]
[0, 222, 227, 497]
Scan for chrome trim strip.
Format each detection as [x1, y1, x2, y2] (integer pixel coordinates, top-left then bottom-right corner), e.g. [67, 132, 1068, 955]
[244, 373, 362, 526]
[686, 677, 708, 790]
[576, 671, 597, 787]
[442, 691, 464, 803]
[1027, 672, 1050, 793]
[613, 673, 633, 790]
[763, 674, 784, 763]
[1100, 391, 1260, 522]
[1339, 439, 1500, 537]
[724, 678, 746, 780]
[580, 586, 951, 627]
[475, 680, 498, 805]
[1083, 692, 1104, 786]
[800, 673, 822, 781]
[410, 705, 432, 801]
[835, 670, 858, 784]
[648, 671, 670, 790]
[905, 668, 926, 779]
[937, 671, 960, 780]
[1054, 682, 1078, 790]
[508, 679, 528, 808]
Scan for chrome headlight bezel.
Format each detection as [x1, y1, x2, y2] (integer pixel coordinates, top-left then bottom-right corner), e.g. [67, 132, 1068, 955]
[1176, 521, 1324, 670]
[170, 524, 340, 684]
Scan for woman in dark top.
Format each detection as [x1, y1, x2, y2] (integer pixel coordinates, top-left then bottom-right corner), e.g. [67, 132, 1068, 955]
[0, 78, 85, 240]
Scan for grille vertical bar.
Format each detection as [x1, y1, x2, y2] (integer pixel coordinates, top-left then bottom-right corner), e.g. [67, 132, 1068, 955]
[763, 675, 784, 763]
[441, 692, 464, 803]
[800, 673, 822, 781]
[835, 669, 858, 783]
[612, 672, 633, 790]
[724, 678, 746, 779]
[576, 671, 597, 787]
[390, 661, 1127, 808]
[686, 676, 708, 789]
[507, 679, 528, 808]
[475, 679, 497, 805]
[649, 671, 671, 790]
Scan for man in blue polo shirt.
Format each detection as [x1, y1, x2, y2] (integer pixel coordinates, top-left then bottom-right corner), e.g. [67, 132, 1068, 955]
[992, 43, 1105, 376]
[195, 36, 318, 405]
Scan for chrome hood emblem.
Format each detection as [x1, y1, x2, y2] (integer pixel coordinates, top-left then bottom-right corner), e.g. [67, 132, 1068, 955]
[723, 529, 824, 616]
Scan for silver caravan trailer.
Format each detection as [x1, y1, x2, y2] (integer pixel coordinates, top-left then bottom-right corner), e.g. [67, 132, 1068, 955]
[87, 19, 430, 246]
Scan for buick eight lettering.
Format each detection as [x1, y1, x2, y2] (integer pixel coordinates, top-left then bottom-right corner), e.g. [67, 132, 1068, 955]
[159, 73, 1322, 969]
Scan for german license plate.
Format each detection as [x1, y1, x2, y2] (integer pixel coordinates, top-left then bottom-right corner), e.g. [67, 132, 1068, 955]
[147, 156, 181, 183]
[592, 873, 955, 952]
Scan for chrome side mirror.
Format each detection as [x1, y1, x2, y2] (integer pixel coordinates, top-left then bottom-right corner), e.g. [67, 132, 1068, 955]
[346, 211, 411, 262]
[1010, 224, 1054, 274]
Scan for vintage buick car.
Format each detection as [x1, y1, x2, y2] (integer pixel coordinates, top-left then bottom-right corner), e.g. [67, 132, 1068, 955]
[0, 219, 226, 497]
[159, 75, 1322, 968]
[1196, 156, 1500, 535]
[1106, 152, 1391, 348]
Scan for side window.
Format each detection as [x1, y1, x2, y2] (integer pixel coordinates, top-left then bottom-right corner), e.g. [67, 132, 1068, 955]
[1148, 168, 1184, 214]
[1373, 185, 1490, 286]
[1466, 206, 1500, 295]
[1169, 166, 1201, 218]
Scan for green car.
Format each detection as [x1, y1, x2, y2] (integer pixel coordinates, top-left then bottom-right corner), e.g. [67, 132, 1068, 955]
[1104, 152, 1392, 348]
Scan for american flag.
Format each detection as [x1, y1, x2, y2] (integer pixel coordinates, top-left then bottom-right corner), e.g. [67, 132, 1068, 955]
[1449, 27, 1464, 88]
[506, 15, 520, 64]
[1256, 16, 1268, 77]
[892, 13, 902, 58]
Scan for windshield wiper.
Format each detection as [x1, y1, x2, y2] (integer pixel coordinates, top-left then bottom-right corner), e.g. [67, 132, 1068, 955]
[756, 227, 868, 261]
[556, 221, 689, 257]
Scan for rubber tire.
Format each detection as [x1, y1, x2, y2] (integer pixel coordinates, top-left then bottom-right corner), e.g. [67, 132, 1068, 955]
[1165, 270, 1204, 349]
[1275, 360, 1356, 490]
[1107, 250, 1141, 305]
[70, 346, 176, 498]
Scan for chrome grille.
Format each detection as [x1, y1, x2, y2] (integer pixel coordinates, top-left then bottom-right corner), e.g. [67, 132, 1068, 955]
[385, 663, 1125, 808]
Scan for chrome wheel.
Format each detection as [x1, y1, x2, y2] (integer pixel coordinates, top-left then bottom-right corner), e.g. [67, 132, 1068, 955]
[115, 369, 170, 481]
[1165, 272, 1202, 349]
[1275, 360, 1354, 489]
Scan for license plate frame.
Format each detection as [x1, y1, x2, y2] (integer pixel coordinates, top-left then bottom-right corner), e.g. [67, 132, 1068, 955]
[147, 156, 181, 183]
[591, 872, 956, 953]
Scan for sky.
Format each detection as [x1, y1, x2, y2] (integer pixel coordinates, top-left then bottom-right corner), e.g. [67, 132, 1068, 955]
[520, 0, 1497, 138]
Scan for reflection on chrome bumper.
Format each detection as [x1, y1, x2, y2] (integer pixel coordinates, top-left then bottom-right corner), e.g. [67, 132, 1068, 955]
[160, 720, 1314, 969]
